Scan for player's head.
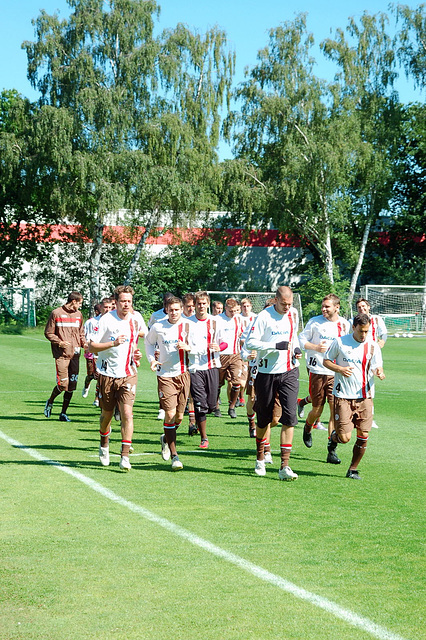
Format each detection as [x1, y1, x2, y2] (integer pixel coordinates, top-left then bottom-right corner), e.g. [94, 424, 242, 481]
[356, 298, 371, 315]
[240, 298, 253, 316]
[100, 297, 113, 315]
[225, 298, 240, 318]
[322, 294, 340, 321]
[275, 286, 293, 315]
[195, 291, 210, 319]
[211, 300, 223, 315]
[66, 291, 83, 310]
[182, 293, 196, 317]
[352, 313, 371, 342]
[94, 303, 101, 316]
[114, 285, 134, 316]
[114, 285, 134, 301]
[167, 297, 183, 324]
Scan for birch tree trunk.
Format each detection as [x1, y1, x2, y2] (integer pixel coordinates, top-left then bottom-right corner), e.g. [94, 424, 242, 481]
[89, 219, 104, 312]
[123, 216, 156, 285]
[347, 220, 372, 311]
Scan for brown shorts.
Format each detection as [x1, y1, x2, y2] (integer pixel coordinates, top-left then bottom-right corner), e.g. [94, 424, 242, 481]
[309, 372, 334, 407]
[157, 372, 190, 414]
[334, 397, 373, 436]
[85, 357, 98, 378]
[98, 374, 137, 412]
[245, 366, 256, 401]
[55, 355, 80, 392]
[219, 354, 243, 387]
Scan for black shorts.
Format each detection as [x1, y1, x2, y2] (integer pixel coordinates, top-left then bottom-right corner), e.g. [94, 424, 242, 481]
[254, 369, 299, 428]
[190, 368, 220, 421]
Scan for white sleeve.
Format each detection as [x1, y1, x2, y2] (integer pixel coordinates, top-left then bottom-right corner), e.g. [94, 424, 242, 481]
[144, 326, 158, 362]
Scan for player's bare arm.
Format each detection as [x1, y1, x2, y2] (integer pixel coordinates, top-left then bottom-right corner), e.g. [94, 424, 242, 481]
[89, 335, 127, 354]
[375, 367, 385, 380]
[323, 359, 354, 377]
[303, 340, 328, 353]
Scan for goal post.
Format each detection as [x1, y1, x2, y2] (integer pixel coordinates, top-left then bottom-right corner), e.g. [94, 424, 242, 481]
[360, 285, 426, 333]
[0, 287, 37, 327]
[207, 290, 304, 332]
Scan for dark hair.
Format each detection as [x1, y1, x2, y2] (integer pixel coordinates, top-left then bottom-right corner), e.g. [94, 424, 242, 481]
[353, 313, 371, 327]
[67, 291, 83, 303]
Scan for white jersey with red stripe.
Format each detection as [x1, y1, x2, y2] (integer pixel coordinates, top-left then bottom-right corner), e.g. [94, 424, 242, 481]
[96, 310, 141, 378]
[350, 315, 387, 344]
[325, 335, 383, 399]
[245, 305, 300, 374]
[145, 317, 190, 377]
[299, 314, 351, 375]
[240, 312, 257, 333]
[216, 312, 243, 355]
[187, 315, 222, 372]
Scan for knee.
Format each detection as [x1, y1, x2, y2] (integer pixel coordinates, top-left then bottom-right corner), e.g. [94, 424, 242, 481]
[337, 432, 351, 444]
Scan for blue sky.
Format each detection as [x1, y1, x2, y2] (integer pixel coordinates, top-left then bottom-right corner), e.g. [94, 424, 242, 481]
[1, 0, 423, 158]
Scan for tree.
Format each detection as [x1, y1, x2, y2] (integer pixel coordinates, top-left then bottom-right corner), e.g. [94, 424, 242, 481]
[322, 11, 403, 306]
[0, 90, 64, 284]
[394, 3, 426, 89]
[23, 0, 234, 308]
[224, 14, 361, 286]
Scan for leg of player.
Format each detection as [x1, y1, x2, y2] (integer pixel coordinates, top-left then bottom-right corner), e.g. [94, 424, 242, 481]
[346, 429, 369, 480]
[297, 394, 311, 418]
[119, 402, 134, 471]
[278, 426, 298, 481]
[59, 391, 73, 422]
[99, 409, 113, 467]
[44, 385, 62, 418]
[254, 423, 269, 476]
[303, 405, 323, 448]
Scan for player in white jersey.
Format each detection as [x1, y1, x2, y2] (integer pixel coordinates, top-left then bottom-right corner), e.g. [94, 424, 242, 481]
[148, 292, 174, 420]
[323, 313, 385, 479]
[186, 291, 224, 449]
[245, 286, 302, 480]
[181, 293, 197, 433]
[215, 298, 244, 418]
[237, 298, 257, 410]
[354, 298, 387, 347]
[82, 299, 112, 400]
[89, 285, 142, 471]
[298, 294, 351, 446]
[145, 297, 191, 471]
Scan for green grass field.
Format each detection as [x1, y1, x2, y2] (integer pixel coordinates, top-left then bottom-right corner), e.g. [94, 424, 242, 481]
[0, 328, 425, 640]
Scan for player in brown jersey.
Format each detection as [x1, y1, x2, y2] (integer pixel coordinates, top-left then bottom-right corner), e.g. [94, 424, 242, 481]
[44, 291, 87, 421]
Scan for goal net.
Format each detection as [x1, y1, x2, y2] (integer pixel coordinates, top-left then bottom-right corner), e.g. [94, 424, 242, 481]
[207, 290, 304, 332]
[360, 285, 426, 333]
[0, 287, 37, 327]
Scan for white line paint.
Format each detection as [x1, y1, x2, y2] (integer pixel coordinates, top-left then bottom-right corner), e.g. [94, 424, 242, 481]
[0, 429, 410, 640]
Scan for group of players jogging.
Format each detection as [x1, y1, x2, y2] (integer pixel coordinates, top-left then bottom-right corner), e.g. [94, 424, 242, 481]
[43, 285, 386, 480]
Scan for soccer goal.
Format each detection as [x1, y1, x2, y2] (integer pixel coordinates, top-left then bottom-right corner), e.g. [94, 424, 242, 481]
[360, 285, 426, 333]
[0, 287, 37, 327]
[207, 290, 304, 332]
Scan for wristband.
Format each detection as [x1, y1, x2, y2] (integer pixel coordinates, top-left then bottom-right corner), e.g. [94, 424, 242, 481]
[275, 341, 289, 350]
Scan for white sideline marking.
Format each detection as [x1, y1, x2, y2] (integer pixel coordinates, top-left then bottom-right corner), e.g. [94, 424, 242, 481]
[0, 429, 409, 640]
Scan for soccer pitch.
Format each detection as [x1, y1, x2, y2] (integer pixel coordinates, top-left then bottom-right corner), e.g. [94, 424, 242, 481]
[0, 329, 425, 640]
